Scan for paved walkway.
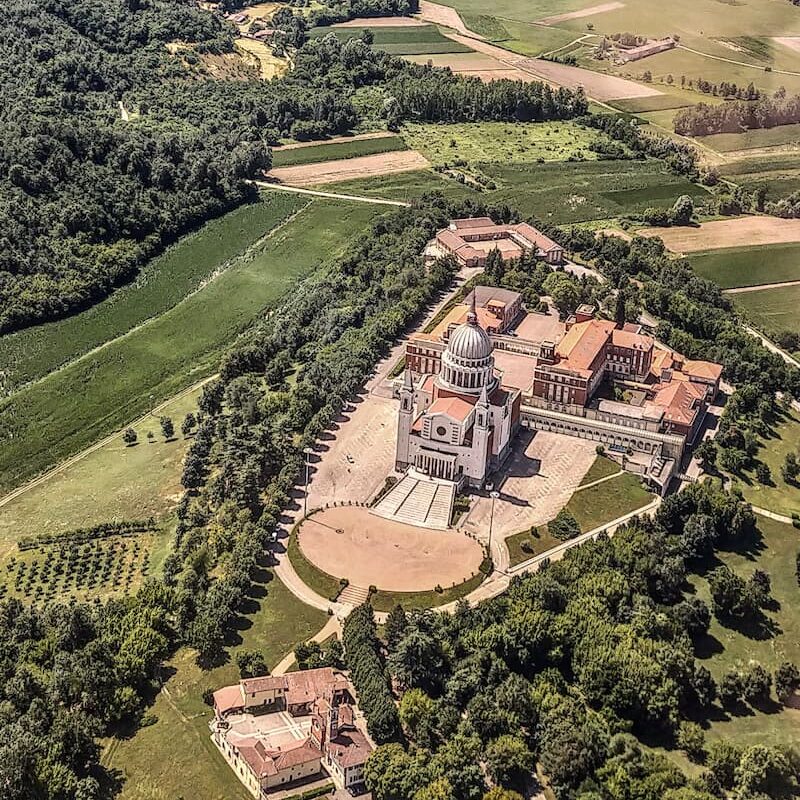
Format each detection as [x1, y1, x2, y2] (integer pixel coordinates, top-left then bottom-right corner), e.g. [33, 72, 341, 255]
[752, 505, 795, 526]
[743, 324, 800, 369]
[272, 616, 342, 675]
[254, 180, 410, 207]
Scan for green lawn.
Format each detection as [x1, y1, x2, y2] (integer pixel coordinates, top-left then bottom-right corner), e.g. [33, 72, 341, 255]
[505, 471, 653, 567]
[289, 523, 342, 602]
[103, 573, 327, 800]
[689, 517, 800, 750]
[0, 383, 205, 565]
[370, 572, 485, 612]
[579, 455, 621, 485]
[690, 243, 800, 289]
[308, 24, 472, 54]
[270, 135, 408, 168]
[0, 194, 303, 392]
[0, 198, 380, 493]
[734, 281, 800, 339]
[696, 123, 800, 153]
[727, 409, 800, 518]
[402, 120, 608, 166]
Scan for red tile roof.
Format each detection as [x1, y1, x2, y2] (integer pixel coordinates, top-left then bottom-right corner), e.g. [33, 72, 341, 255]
[428, 396, 474, 423]
[327, 728, 372, 769]
[556, 319, 616, 373]
[214, 684, 244, 715]
[451, 217, 495, 229]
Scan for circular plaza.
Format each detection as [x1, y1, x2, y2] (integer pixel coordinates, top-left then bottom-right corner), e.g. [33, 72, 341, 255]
[296, 506, 484, 592]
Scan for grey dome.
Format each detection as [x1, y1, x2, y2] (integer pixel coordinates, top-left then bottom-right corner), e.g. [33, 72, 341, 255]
[447, 319, 492, 361]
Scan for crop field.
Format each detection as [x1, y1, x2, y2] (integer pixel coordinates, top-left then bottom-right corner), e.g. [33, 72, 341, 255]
[0, 199, 380, 493]
[271, 151, 430, 185]
[695, 123, 800, 154]
[689, 243, 800, 289]
[0, 195, 303, 393]
[309, 23, 472, 54]
[402, 120, 607, 165]
[608, 93, 695, 114]
[690, 517, 800, 750]
[643, 216, 800, 252]
[270, 135, 407, 167]
[733, 281, 800, 339]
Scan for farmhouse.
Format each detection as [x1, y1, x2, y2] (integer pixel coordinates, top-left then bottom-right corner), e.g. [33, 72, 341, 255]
[614, 37, 676, 63]
[390, 276, 721, 508]
[212, 668, 371, 797]
[430, 217, 564, 267]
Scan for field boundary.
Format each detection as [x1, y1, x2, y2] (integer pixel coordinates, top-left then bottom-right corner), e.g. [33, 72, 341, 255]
[724, 279, 800, 294]
[254, 180, 410, 206]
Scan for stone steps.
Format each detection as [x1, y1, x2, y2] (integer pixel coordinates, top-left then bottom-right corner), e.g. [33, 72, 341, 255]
[372, 472, 455, 529]
[337, 584, 370, 606]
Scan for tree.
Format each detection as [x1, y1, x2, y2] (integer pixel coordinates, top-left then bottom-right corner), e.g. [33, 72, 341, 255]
[742, 662, 771, 704]
[706, 741, 742, 789]
[774, 661, 800, 703]
[719, 669, 745, 706]
[542, 272, 582, 317]
[695, 439, 716, 470]
[236, 649, 268, 678]
[670, 195, 694, 225]
[676, 721, 705, 763]
[365, 744, 428, 800]
[755, 462, 771, 484]
[549, 508, 580, 541]
[385, 604, 408, 649]
[399, 688, 435, 741]
[734, 745, 792, 797]
[122, 428, 137, 446]
[485, 735, 534, 788]
[781, 451, 799, 483]
[160, 416, 175, 440]
[182, 413, 196, 437]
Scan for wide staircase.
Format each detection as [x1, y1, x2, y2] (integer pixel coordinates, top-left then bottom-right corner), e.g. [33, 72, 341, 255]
[337, 584, 371, 606]
[372, 472, 455, 530]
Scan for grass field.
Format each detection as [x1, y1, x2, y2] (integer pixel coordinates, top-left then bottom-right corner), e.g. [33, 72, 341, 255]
[369, 572, 485, 612]
[579, 455, 621, 485]
[0, 383, 204, 558]
[270, 135, 407, 167]
[309, 24, 472, 54]
[690, 517, 800, 750]
[0, 198, 380, 493]
[734, 281, 800, 340]
[326, 159, 709, 224]
[402, 120, 608, 165]
[505, 470, 653, 567]
[234, 37, 288, 79]
[727, 409, 800, 518]
[0, 195, 303, 393]
[104, 573, 327, 800]
[696, 123, 800, 154]
[609, 93, 698, 114]
[690, 243, 800, 289]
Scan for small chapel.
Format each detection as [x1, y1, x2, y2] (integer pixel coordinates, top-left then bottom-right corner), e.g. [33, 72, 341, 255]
[395, 295, 521, 488]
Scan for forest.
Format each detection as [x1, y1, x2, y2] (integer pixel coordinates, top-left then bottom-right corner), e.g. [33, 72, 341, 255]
[0, 0, 585, 336]
[673, 90, 800, 136]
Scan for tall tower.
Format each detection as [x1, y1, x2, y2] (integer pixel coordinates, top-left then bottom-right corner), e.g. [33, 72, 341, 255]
[395, 369, 414, 470]
[473, 384, 492, 484]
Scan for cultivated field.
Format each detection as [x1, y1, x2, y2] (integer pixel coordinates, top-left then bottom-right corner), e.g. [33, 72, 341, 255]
[641, 216, 800, 252]
[270, 134, 407, 167]
[0, 198, 380, 492]
[402, 120, 605, 164]
[417, 0, 482, 37]
[734, 281, 800, 340]
[297, 507, 484, 591]
[269, 150, 430, 185]
[311, 23, 472, 54]
[689, 243, 800, 289]
[537, 2, 624, 26]
[695, 123, 800, 154]
[0, 194, 303, 392]
[333, 15, 427, 26]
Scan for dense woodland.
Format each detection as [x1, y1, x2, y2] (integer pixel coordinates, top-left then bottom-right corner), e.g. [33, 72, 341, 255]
[674, 90, 800, 136]
[0, 0, 585, 335]
[356, 483, 798, 800]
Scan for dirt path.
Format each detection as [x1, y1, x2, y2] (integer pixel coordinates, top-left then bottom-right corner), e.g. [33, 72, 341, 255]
[254, 180, 410, 206]
[271, 617, 341, 676]
[724, 279, 800, 294]
[743, 324, 800, 369]
[0, 374, 217, 510]
[273, 131, 397, 152]
[417, 0, 484, 39]
[542, 33, 594, 59]
[537, 2, 624, 26]
[677, 44, 800, 78]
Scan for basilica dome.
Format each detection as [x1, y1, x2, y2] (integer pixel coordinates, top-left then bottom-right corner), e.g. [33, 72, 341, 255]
[436, 301, 496, 395]
[448, 317, 492, 361]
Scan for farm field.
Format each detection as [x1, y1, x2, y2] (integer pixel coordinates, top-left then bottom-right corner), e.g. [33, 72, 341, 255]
[0, 194, 303, 393]
[0, 199, 380, 493]
[269, 151, 430, 185]
[402, 120, 608, 164]
[727, 409, 800, 518]
[695, 123, 800, 154]
[327, 159, 708, 224]
[690, 517, 800, 750]
[309, 23, 472, 54]
[0, 383, 205, 557]
[641, 216, 800, 252]
[734, 281, 800, 343]
[270, 134, 407, 167]
[104, 574, 328, 800]
[689, 243, 800, 289]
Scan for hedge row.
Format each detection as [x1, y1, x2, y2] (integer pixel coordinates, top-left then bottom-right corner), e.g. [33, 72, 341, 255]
[18, 518, 158, 551]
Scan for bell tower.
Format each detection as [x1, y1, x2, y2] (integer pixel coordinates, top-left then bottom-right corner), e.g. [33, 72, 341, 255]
[473, 384, 492, 484]
[395, 369, 414, 470]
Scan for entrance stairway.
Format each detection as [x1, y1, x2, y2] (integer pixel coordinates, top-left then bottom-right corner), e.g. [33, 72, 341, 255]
[337, 584, 371, 606]
[372, 472, 455, 529]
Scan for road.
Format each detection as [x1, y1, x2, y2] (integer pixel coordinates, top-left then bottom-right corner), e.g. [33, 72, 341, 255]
[254, 180, 410, 207]
[743, 324, 800, 369]
[724, 279, 800, 294]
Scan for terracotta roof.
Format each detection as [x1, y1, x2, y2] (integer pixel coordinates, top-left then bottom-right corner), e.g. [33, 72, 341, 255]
[512, 222, 562, 252]
[652, 381, 706, 427]
[214, 684, 244, 715]
[464, 286, 522, 310]
[236, 737, 321, 779]
[611, 328, 653, 351]
[428, 396, 474, 423]
[327, 728, 372, 770]
[241, 675, 287, 693]
[556, 319, 616, 373]
[683, 359, 723, 382]
[285, 668, 345, 707]
[451, 217, 495, 229]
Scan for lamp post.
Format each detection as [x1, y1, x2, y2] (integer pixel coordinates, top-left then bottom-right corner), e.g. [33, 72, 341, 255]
[488, 490, 500, 562]
[303, 448, 312, 519]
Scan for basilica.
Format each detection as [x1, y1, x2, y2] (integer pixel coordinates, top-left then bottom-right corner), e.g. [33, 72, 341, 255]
[395, 294, 521, 488]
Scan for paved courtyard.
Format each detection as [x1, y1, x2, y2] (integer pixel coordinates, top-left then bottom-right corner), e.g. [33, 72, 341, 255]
[226, 710, 312, 749]
[298, 507, 483, 591]
[461, 430, 596, 542]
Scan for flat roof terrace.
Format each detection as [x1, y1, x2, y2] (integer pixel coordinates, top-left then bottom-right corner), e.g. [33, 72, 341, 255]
[513, 311, 566, 343]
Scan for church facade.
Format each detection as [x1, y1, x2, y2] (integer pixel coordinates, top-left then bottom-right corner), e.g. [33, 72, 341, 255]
[395, 297, 521, 488]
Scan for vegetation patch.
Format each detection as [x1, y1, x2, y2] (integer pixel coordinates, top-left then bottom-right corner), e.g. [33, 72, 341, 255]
[270, 135, 408, 167]
[690, 243, 800, 289]
[696, 122, 800, 153]
[734, 280, 800, 340]
[289, 522, 343, 602]
[369, 571, 486, 612]
[579, 454, 621, 485]
[459, 14, 510, 41]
